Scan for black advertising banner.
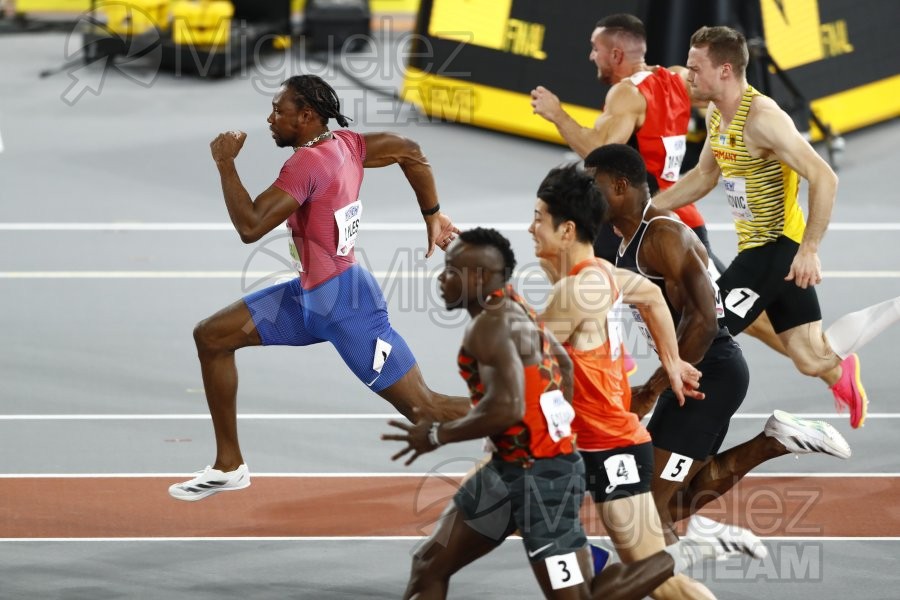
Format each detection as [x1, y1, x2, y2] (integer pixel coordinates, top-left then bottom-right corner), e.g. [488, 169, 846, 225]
[403, 0, 899, 142]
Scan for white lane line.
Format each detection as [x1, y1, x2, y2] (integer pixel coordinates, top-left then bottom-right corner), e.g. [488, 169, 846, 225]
[3, 270, 900, 279]
[0, 413, 400, 420]
[1, 412, 897, 420]
[3, 222, 900, 232]
[0, 267, 900, 280]
[0, 271, 426, 279]
[0, 536, 897, 542]
[0, 472, 896, 478]
[0, 472, 472, 478]
[0, 223, 520, 232]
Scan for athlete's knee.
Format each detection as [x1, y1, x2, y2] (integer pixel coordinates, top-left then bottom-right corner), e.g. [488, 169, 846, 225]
[193, 317, 230, 354]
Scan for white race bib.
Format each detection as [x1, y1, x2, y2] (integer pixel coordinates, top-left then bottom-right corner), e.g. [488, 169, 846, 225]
[607, 296, 627, 361]
[661, 134, 687, 183]
[334, 200, 362, 256]
[545, 552, 584, 589]
[287, 223, 303, 273]
[539, 390, 575, 443]
[723, 177, 754, 221]
[603, 453, 640, 494]
[724, 287, 761, 319]
[372, 337, 392, 373]
[630, 305, 658, 354]
[705, 261, 726, 321]
[660, 452, 693, 482]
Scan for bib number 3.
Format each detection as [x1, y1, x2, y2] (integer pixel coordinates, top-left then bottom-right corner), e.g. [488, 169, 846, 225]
[545, 552, 584, 589]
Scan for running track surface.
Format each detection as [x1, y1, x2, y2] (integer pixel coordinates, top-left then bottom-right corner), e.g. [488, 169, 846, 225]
[3, 476, 896, 538]
[3, 30, 900, 600]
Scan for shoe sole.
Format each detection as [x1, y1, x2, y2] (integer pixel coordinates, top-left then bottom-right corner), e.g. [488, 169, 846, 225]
[849, 354, 868, 429]
[769, 411, 851, 459]
[169, 480, 251, 502]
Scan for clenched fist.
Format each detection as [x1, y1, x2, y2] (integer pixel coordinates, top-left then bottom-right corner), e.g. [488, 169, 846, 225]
[210, 131, 247, 163]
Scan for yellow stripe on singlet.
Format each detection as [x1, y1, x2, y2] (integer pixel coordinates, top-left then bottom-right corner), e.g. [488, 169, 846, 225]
[709, 85, 805, 252]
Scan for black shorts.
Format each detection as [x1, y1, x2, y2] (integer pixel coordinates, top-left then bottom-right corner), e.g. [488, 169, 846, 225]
[581, 442, 654, 503]
[453, 453, 587, 562]
[717, 236, 822, 334]
[647, 336, 749, 460]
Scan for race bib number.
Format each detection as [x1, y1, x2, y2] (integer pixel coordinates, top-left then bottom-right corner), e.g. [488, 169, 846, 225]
[660, 453, 693, 482]
[539, 390, 575, 443]
[630, 305, 658, 354]
[603, 453, 640, 494]
[372, 337, 393, 373]
[334, 200, 362, 256]
[661, 134, 687, 183]
[607, 298, 627, 361]
[287, 223, 303, 272]
[724, 287, 760, 319]
[545, 552, 584, 589]
[706, 262, 726, 320]
[723, 177, 754, 221]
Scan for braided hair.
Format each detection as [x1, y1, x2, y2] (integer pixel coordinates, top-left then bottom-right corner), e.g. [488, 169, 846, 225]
[282, 75, 352, 127]
[458, 227, 517, 283]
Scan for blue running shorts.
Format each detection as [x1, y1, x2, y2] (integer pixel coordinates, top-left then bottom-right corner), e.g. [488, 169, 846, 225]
[243, 265, 416, 392]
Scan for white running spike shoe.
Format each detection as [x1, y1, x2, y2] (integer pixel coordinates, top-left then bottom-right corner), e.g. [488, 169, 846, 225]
[169, 464, 251, 501]
[685, 514, 769, 561]
[764, 409, 852, 459]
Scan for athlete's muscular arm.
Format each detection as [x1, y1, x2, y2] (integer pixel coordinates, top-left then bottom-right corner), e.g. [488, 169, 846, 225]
[384, 312, 526, 464]
[744, 98, 838, 289]
[614, 267, 703, 409]
[530, 83, 643, 157]
[211, 131, 299, 244]
[636, 222, 718, 397]
[363, 132, 458, 257]
[652, 110, 720, 211]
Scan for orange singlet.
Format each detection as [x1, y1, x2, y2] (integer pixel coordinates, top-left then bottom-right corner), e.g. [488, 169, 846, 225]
[564, 258, 651, 451]
[457, 284, 576, 465]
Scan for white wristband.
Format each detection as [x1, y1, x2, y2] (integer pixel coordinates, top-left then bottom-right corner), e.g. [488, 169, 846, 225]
[428, 422, 442, 447]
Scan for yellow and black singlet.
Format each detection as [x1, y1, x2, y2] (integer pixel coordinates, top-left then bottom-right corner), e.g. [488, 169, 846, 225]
[709, 85, 805, 252]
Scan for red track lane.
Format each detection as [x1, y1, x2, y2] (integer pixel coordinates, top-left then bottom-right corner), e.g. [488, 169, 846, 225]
[0, 476, 895, 538]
